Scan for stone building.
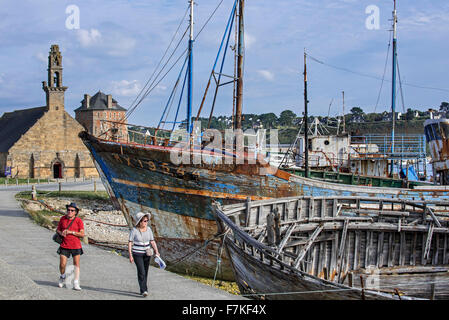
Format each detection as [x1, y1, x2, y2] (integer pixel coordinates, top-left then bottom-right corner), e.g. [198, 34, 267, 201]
[0, 45, 99, 179]
[75, 91, 127, 140]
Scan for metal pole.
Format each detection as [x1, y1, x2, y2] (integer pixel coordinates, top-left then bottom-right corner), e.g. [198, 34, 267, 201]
[234, 0, 244, 130]
[342, 91, 346, 134]
[304, 49, 309, 178]
[390, 0, 398, 176]
[187, 0, 194, 134]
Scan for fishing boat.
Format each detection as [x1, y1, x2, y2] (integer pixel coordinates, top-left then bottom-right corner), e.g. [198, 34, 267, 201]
[80, 0, 449, 281]
[280, 0, 439, 191]
[80, 0, 309, 280]
[424, 118, 449, 185]
[214, 196, 449, 300]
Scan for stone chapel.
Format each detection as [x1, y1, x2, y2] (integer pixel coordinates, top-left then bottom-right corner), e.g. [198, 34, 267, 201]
[0, 45, 99, 179]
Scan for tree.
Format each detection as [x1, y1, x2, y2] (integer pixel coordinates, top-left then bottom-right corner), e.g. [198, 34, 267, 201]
[279, 110, 297, 127]
[259, 113, 278, 128]
[439, 102, 449, 112]
[405, 108, 415, 120]
[350, 107, 364, 116]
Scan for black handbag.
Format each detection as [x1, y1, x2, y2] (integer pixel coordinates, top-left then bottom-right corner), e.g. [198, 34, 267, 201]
[53, 217, 77, 244]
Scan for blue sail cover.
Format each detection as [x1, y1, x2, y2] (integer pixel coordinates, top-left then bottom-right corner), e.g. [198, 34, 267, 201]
[400, 166, 419, 181]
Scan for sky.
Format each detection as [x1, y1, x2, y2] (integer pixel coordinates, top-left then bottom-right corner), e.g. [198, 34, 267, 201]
[0, 0, 448, 128]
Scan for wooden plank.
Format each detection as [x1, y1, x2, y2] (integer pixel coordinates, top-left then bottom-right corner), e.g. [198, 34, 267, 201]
[321, 198, 326, 219]
[337, 219, 349, 281]
[426, 207, 442, 228]
[365, 231, 371, 267]
[444, 234, 448, 265]
[377, 232, 384, 267]
[332, 198, 338, 217]
[266, 211, 275, 246]
[423, 223, 434, 261]
[399, 232, 406, 266]
[245, 197, 251, 228]
[410, 233, 417, 266]
[296, 199, 302, 220]
[309, 197, 315, 219]
[421, 232, 427, 266]
[354, 209, 410, 217]
[276, 223, 297, 254]
[312, 243, 319, 276]
[353, 231, 360, 270]
[433, 234, 440, 265]
[387, 233, 394, 267]
[293, 224, 324, 269]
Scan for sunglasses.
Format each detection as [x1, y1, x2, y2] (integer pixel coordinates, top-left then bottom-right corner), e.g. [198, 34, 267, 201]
[142, 219, 149, 222]
[67, 209, 77, 212]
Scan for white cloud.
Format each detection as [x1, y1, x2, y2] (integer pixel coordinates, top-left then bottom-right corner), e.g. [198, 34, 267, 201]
[257, 70, 274, 81]
[244, 32, 256, 49]
[35, 52, 47, 63]
[111, 80, 141, 96]
[76, 29, 102, 47]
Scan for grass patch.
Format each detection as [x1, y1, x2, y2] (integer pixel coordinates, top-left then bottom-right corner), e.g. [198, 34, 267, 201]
[15, 190, 110, 202]
[0, 178, 50, 185]
[25, 209, 58, 229]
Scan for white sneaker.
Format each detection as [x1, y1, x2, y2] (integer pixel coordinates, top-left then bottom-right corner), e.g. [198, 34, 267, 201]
[142, 291, 148, 297]
[73, 280, 82, 291]
[58, 275, 65, 288]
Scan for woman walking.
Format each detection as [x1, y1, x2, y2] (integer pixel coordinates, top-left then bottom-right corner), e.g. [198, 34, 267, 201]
[56, 202, 85, 290]
[128, 212, 160, 297]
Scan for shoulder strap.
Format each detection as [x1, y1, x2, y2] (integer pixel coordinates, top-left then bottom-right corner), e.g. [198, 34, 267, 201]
[66, 216, 78, 229]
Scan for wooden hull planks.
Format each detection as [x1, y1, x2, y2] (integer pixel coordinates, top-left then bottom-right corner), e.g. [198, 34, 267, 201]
[214, 196, 449, 300]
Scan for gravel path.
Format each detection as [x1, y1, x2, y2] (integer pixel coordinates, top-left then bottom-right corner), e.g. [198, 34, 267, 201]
[0, 181, 245, 300]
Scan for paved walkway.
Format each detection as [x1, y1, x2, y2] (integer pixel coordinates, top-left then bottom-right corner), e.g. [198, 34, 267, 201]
[0, 181, 244, 300]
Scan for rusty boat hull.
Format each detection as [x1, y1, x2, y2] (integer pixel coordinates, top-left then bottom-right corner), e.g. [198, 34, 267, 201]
[80, 132, 308, 280]
[80, 131, 449, 280]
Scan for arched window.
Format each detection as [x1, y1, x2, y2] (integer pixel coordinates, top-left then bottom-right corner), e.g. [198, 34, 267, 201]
[53, 72, 60, 87]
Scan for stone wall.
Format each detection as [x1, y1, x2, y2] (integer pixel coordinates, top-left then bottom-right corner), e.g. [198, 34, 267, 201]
[7, 110, 99, 179]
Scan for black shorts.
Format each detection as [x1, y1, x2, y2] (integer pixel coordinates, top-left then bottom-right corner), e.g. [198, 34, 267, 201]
[57, 247, 84, 258]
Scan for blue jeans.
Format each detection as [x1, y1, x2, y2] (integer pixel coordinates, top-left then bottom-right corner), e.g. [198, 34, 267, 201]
[133, 253, 150, 294]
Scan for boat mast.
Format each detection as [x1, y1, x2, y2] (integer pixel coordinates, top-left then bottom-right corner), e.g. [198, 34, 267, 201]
[234, 0, 244, 130]
[187, 0, 194, 134]
[304, 49, 309, 178]
[390, 0, 398, 176]
[342, 91, 346, 134]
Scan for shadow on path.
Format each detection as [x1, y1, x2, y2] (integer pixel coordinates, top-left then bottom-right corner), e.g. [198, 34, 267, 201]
[34, 280, 142, 298]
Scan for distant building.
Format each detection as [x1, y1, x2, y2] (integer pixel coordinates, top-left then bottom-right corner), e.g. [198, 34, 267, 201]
[0, 45, 99, 179]
[382, 111, 402, 122]
[350, 114, 365, 123]
[75, 91, 127, 140]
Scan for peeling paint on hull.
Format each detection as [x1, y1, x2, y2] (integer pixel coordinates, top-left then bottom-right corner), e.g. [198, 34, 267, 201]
[80, 132, 449, 280]
[80, 132, 307, 280]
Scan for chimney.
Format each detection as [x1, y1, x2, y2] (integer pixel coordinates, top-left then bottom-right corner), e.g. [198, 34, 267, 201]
[84, 94, 91, 108]
[107, 95, 112, 109]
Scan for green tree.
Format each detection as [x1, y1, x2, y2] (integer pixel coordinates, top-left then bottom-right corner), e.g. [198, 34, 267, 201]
[350, 107, 364, 116]
[259, 113, 278, 128]
[279, 110, 297, 127]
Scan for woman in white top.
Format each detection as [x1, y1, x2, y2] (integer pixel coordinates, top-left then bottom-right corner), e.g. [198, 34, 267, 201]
[128, 212, 160, 297]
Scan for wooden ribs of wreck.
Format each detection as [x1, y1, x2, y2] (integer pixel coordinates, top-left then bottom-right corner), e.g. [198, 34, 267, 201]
[214, 196, 449, 300]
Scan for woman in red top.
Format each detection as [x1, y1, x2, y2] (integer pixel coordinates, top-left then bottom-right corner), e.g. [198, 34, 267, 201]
[56, 202, 85, 291]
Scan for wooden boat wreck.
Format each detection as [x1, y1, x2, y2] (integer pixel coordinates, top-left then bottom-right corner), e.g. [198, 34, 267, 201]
[214, 196, 449, 299]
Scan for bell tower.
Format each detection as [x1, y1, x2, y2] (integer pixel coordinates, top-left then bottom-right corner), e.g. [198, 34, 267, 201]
[42, 44, 68, 111]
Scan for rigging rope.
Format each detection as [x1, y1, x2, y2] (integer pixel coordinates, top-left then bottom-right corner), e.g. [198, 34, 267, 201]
[374, 31, 392, 113]
[306, 53, 449, 94]
[124, 6, 190, 120]
[125, 0, 227, 122]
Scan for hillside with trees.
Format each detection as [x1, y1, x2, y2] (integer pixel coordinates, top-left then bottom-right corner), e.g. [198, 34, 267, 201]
[179, 102, 448, 144]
